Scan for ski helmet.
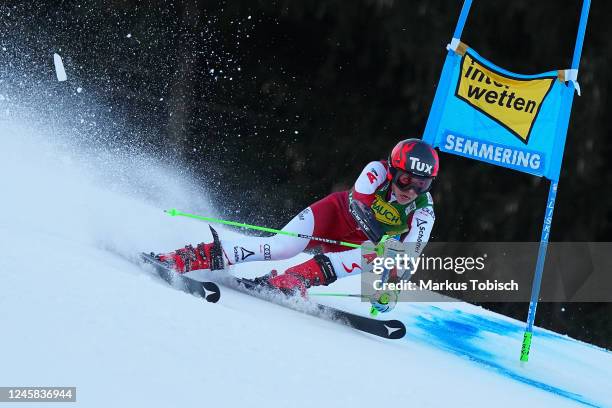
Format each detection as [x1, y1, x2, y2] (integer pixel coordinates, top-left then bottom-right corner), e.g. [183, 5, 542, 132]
[388, 139, 439, 192]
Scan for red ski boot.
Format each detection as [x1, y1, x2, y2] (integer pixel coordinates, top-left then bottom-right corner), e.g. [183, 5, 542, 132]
[156, 226, 227, 274]
[254, 254, 337, 297]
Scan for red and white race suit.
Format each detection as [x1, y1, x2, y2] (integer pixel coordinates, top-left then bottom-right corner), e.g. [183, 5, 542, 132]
[220, 160, 435, 278]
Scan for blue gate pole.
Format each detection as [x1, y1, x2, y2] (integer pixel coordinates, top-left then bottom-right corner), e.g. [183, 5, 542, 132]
[453, 0, 473, 39]
[520, 0, 590, 362]
[422, 0, 473, 143]
[520, 181, 558, 362]
[570, 0, 591, 70]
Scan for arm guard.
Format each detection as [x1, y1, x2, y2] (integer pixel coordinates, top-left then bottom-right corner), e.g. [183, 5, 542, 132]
[349, 199, 385, 244]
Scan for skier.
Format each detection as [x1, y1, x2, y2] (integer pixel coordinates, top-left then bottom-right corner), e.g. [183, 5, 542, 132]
[156, 138, 438, 313]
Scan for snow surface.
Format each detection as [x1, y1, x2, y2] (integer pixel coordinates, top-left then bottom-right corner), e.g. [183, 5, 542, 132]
[1, 123, 611, 408]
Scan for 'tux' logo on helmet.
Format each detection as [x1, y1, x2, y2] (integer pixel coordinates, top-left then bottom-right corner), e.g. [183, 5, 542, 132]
[409, 157, 433, 175]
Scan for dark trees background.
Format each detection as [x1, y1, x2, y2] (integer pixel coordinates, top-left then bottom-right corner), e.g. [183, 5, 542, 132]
[2, 0, 611, 348]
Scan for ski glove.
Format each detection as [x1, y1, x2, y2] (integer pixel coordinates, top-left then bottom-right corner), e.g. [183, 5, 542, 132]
[369, 238, 405, 314]
[369, 290, 398, 314]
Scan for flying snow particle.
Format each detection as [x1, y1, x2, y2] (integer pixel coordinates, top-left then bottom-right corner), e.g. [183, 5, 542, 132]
[127, 33, 132, 38]
[76, 87, 83, 93]
[248, 15, 252, 19]
[53, 53, 67, 82]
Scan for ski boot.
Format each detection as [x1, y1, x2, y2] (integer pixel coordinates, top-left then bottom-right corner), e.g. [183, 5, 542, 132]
[248, 254, 337, 297]
[156, 226, 226, 274]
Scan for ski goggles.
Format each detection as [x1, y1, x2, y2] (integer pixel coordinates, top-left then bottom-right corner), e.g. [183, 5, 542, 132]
[392, 170, 434, 193]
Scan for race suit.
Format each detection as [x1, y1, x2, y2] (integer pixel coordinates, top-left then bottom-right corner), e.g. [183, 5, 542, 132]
[219, 160, 435, 278]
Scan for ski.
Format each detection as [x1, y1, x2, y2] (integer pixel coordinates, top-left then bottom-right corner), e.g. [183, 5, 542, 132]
[141, 252, 221, 303]
[139, 252, 406, 339]
[230, 276, 407, 340]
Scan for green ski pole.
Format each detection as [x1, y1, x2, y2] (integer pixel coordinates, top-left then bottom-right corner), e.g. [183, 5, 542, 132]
[166, 208, 389, 315]
[309, 293, 370, 299]
[165, 208, 363, 249]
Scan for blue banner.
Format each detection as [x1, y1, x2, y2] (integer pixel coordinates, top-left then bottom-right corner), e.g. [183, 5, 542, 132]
[423, 46, 576, 181]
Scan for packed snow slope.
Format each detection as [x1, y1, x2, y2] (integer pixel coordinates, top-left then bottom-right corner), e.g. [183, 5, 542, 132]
[1, 123, 611, 408]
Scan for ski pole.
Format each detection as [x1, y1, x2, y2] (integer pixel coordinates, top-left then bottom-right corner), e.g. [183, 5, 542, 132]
[165, 208, 366, 250]
[309, 292, 369, 299]
[309, 293, 382, 317]
[166, 208, 389, 313]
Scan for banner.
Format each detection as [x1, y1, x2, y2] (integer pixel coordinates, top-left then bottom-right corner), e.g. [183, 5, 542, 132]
[423, 45, 576, 181]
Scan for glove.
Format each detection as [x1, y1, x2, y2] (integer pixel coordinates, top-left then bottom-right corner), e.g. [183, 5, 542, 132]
[369, 289, 398, 314]
[369, 237, 405, 315]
